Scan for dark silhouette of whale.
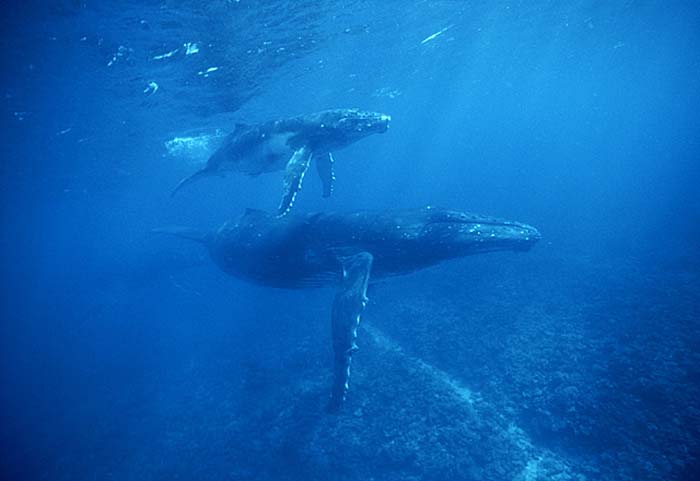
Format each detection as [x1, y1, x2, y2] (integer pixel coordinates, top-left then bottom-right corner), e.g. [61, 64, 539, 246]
[171, 108, 391, 215]
[156, 207, 540, 410]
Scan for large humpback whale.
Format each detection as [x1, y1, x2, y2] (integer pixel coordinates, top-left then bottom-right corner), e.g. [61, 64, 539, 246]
[156, 207, 540, 410]
[171, 108, 391, 215]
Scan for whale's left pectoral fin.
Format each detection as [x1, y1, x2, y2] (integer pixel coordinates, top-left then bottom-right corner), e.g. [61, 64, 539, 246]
[328, 252, 373, 412]
[278, 146, 313, 216]
[315, 152, 336, 198]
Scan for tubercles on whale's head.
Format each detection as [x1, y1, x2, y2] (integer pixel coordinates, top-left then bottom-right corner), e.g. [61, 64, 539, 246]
[422, 212, 541, 257]
[461, 219, 541, 254]
[341, 108, 391, 134]
[317, 108, 391, 141]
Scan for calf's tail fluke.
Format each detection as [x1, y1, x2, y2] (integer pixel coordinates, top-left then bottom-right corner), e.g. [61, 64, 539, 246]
[152, 226, 209, 244]
[171, 169, 209, 197]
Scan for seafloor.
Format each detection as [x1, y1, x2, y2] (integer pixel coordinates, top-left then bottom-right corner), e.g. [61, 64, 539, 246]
[33, 246, 698, 481]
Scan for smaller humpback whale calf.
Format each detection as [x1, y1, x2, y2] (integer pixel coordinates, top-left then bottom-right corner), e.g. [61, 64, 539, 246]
[171, 108, 391, 215]
[156, 207, 540, 411]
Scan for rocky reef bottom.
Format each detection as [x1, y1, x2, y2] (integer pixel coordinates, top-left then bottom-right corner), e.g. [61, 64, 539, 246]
[13, 248, 698, 481]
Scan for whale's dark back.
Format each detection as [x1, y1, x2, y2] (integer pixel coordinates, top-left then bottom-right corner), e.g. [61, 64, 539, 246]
[206, 208, 539, 289]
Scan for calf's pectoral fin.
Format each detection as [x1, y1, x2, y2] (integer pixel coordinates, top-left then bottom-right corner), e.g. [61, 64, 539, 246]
[277, 146, 313, 216]
[315, 152, 336, 198]
[327, 251, 373, 412]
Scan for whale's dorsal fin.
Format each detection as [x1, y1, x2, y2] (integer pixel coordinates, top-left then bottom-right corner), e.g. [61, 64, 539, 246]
[315, 152, 336, 198]
[277, 146, 313, 216]
[328, 251, 373, 412]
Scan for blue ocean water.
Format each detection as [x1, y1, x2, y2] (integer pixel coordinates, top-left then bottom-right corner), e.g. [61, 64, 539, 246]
[1, 1, 699, 480]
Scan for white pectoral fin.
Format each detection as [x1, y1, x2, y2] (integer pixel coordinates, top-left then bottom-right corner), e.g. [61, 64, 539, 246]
[277, 146, 313, 216]
[328, 251, 373, 412]
[315, 152, 336, 198]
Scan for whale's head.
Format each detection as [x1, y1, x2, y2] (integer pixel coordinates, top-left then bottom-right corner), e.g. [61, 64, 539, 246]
[307, 108, 391, 148]
[453, 216, 541, 254]
[414, 210, 541, 260]
[334, 108, 391, 135]
[472, 219, 541, 253]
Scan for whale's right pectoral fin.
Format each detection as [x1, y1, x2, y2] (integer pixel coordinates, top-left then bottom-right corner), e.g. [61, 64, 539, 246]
[315, 152, 336, 198]
[277, 146, 313, 216]
[328, 251, 373, 412]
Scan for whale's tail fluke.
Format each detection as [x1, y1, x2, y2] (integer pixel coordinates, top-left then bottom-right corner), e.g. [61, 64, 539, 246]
[171, 168, 212, 197]
[152, 226, 210, 244]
